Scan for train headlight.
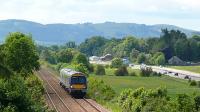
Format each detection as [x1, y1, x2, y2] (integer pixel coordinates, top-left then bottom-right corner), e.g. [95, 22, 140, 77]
[70, 85, 73, 88]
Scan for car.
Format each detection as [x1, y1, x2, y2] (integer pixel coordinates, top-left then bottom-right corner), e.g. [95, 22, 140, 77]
[184, 75, 190, 79]
[175, 73, 178, 76]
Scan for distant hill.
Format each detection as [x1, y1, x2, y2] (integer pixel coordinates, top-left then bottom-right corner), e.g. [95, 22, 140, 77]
[0, 19, 199, 44]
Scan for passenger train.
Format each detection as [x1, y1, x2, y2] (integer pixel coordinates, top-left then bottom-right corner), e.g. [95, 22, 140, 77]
[59, 68, 87, 97]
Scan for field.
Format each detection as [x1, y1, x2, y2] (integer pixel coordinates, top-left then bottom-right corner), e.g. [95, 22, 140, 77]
[92, 68, 200, 97]
[169, 66, 200, 74]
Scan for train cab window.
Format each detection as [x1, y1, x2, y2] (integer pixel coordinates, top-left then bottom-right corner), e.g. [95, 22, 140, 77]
[71, 76, 86, 84]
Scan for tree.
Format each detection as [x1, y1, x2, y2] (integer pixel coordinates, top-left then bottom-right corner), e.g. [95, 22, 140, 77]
[79, 36, 108, 56]
[95, 65, 105, 75]
[65, 41, 76, 48]
[111, 58, 123, 68]
[137, 53, 146, 64]
[155, 53, 166, 65]
[75, 63, 89, 76]
[174, 39, 189, 60]
[40, 49, 57, 64]
[57, 49, 73, 63]
[73, 53, 89, 68]
[4, 32, 40, 75]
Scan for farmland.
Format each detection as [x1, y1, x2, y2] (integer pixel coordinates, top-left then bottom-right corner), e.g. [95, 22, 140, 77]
[169, 66, 200, 74]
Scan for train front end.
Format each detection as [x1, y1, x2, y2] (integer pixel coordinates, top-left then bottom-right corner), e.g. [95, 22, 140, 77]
[69, 74, 87, 96]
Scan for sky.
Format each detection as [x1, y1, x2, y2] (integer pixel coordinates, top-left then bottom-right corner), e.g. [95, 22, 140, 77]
[0, 0, 200, 30]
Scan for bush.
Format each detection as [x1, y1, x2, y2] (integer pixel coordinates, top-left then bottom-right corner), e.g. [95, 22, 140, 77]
[87, 78, 115, 101]
[194, 96, 200, 111]
[140, 67, 152, 77]
[114, 66, 128, 76]
[190, 80, 197, 86]
[111, 58, 123, 68]
[95, 65, 105, 75]
[129, 71, 136, 76]
[198, 81, 200, 88]
[75, 63, 89, 76]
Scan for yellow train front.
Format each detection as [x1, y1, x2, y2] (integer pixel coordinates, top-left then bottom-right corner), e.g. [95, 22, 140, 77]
[59, 68, 87, 97]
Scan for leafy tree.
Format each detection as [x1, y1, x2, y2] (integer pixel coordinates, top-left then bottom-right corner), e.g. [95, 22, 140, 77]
[4, 32, 40, 75]
[40, 49, 57, 64]
[65, 41, 76, 48]
[174, 39, 189, 60]
[0, 76, 45, 112]
[155, 53, 166, 65]
[111, 58, 123, 68]
[95, 65, 105, 75]
[57, 48, 73, 63]
[79, 36, 108, 56]
[73, 53, 89, 68]
[75, 63, 89, 76]
[137, 53, 146, 64]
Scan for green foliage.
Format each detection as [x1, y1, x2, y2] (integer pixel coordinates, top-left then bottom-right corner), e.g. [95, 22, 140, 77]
[0, 75, 46, 112]
[194, 95, 200, 111]
[95, 65, 105, 75]
[111, 58, 123, 68]
[87, 77, 115, 101]
[73, 53, 89, 68]
[75, 63, 89, 76]
[150, 52, 166, 65]
[79, 36, 108, 56]
[4, 32, 40, 75]
[140, 67, 152, 77]
[137, 53, 146, 64]
[190, 80, 197, 86]
[57, 48, 73, 63]
[40, 49, 57, 64]
[114, 66, 128, 76]
[118, 87, 169, 112]
[176, 94, 195, 112]
[198, 81, 200, 88]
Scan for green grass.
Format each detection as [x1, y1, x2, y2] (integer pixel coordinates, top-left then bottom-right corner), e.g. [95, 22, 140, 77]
[91, 75, 200, 97]
[169, 66, 200, 74]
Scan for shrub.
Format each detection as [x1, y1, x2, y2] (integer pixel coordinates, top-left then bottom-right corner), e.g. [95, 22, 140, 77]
[140, 67, 152, 77]
[190, 80, 197, 86]
[111, 58, 123, 68]
[194, 96, 200, 111]
[75, 63, 89, 76]
[198, 81, 200, 88]
[114, 66, 128, 76]
[95, 65, 105, 75]
[129, 71, 136, 76]
[87, 78, 115, 101]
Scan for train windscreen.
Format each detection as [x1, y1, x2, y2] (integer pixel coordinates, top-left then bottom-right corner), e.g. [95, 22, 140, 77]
[71, 76, 86, 84]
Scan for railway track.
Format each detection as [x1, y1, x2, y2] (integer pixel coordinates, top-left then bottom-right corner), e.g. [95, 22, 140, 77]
[37, 68, 109, 112]
[38, 71, 72, 112]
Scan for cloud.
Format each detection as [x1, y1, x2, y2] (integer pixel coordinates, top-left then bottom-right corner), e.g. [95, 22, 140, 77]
[0, 0, 199, 30]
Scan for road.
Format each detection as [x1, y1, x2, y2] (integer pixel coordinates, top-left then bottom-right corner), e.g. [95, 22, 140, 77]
[130, 64, 200, 81]
[36, 68, 110, 112]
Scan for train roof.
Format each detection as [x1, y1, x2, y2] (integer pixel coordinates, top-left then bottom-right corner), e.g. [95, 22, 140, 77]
[60, 68, 84, 76]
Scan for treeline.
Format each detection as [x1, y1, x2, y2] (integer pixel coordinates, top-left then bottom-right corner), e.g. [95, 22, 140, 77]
[79, 29, 200, 64]
[0, 32, 46, 112]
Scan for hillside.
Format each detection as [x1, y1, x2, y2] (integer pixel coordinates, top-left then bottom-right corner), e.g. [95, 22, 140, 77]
[0, 19, 199, 44]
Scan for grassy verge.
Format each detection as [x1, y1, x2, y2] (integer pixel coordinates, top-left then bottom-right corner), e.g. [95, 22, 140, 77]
[169, 66, 200, 74]
[92, 75, 200, 97]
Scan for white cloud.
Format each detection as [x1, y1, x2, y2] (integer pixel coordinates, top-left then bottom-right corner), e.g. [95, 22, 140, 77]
[0, 0, 199, 30]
